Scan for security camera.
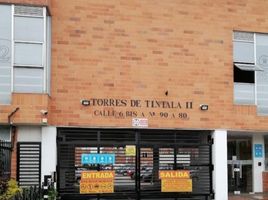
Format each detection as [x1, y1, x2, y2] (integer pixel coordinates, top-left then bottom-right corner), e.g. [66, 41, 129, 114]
[40, 110, 48, 115]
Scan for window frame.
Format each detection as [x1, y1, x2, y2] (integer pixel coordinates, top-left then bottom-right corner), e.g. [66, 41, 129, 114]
[233, 31, 258, 105]
[11, 5, 48, 94]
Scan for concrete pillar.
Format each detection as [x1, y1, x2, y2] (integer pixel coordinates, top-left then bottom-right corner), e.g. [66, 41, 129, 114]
[212, 130, 228, 200]
[252, 134, 265, 193]
[41, 126, 57, 183]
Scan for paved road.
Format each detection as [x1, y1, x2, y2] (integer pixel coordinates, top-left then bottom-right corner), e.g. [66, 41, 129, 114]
[229, 194, 268, 200]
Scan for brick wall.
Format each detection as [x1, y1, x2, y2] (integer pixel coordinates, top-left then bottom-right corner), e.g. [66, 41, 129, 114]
[0, 94, 49, 125]
[48, 0, 268, 131]
[263, 172, 268, 192]
[0, 0, 50, 8]
[1, 0, 268, 131]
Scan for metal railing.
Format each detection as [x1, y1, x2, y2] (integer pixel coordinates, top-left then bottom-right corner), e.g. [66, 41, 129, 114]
[0, 140, 12, 180]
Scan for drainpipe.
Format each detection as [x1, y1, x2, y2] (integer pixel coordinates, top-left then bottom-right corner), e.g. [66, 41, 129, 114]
[8, 107, 19, 150]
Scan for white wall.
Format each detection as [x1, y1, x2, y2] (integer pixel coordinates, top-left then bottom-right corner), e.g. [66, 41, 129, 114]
[252, 134, 265, 193]
[17, 126, 41, 141]
[213, 130, 228, 200]
[41, 126, 57, 183]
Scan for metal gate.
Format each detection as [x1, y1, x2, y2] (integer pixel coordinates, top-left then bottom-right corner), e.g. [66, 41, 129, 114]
[57, 128, 213, 200]
[0, 140, 12, 179]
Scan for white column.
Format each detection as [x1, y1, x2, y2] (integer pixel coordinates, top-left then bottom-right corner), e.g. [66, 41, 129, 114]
[212, 130, 228, 200]
[41, 126, 57, 183]
[252, 134, 265, 193]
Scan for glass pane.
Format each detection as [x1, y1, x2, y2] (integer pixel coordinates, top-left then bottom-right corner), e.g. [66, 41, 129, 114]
[14, 67, 44, 93]
[0, 127, 10, 141]
[228, 139, 252, 160]
[0, 5, 12, 104]
[14, 16, 44, 41]
[265, 136, 268, 170]
[14, 43, 43, 66]
[0, 5, 11, 41]
[256, 34, 268, 115]
[140, 148, 158, 191]
[234, 31, 254, 42]
[0, 67, 11, 104]
[233, 41, 254, 63]
[239, 141, 252, 160]
[234, 83, 255, 105]
[46, 16, 51, 94]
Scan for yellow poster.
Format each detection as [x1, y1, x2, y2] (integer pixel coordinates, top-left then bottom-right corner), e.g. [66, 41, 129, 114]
[80, 171, 115, 194]
[161, 179, 192, 192]
[159, 170, 192, 193]
[81, 171, 115, 180]
[159, 170, 190, 179]
[80, 180, 114, 194]
[125, 145, 136, 156]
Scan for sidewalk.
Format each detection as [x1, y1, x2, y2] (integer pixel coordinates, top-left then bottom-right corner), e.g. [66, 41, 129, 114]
[229, 193, 268, 200]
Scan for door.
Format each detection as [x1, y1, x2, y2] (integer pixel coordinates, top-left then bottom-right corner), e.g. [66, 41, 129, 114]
[227, 139, 252, 193]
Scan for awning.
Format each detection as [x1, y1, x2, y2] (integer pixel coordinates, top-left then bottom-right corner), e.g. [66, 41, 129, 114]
[234, 63, 264, 71]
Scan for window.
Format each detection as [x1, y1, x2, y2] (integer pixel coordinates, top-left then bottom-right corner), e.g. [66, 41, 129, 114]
[234, 66, 255, 83]
[233, 31, 268, 115]
[0, 4, 51, 105]
[0, 5, 12, 104]
[233, 31, 263, 84]
[13, 5, 51, 93]
[233, 31, 260, 105]
[0, 127, 11, 141]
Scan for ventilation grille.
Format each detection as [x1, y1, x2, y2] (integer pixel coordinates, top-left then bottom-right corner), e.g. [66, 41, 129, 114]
[233, 31, 254, 42]
[14, 6, 43, 16]
[17, 142, 41, 187]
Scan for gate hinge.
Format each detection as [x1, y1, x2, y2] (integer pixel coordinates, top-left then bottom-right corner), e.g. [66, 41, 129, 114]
[211, 191, 215, 199]
[208, 135, 214, 144]
[211, 164, 214, 171]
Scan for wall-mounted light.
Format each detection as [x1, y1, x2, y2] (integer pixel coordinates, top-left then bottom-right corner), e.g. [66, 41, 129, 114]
[200, 104, 209, 111]
[81, 99, 90, 106]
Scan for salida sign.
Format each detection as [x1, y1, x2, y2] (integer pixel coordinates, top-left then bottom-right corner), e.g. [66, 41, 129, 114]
[159, 170, 193, 192]
[81, 98, 194, 120]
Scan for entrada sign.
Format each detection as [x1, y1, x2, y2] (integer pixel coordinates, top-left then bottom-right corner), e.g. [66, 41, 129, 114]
[80, 171, 115, 194]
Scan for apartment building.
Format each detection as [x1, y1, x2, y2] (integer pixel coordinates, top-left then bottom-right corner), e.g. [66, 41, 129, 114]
[1, 0, 268, 199]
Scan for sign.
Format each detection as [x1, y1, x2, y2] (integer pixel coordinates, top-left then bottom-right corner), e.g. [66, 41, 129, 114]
[80, 171, 115, 194]
[161, 179, 192, 192]
[80, 181, 114, 194]
[159, 170, 190, 179]
[254, 144, 263, 158]
[81, 154, 115, 165]
[159, 170, 192, 193]
[132, 118, 148, 127]
[125, 145, 136, 156]
[81, 98, 193, 121]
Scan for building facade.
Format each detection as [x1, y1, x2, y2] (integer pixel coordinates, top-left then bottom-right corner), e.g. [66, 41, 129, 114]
[1, 0, 268, 199]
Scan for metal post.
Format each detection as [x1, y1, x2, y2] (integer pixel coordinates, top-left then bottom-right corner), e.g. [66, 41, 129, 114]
[135, 131, 141, 200]
[43, 175, 52, 200]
